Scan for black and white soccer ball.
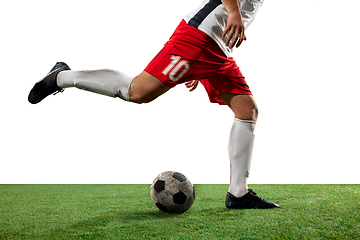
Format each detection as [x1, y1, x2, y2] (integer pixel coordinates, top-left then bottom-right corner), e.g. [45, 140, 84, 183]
[150, 171, 195, 213]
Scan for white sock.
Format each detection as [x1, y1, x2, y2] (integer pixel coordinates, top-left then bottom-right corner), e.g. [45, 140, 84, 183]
[57, 69, 133, 101]
[228, 118, 256, 198]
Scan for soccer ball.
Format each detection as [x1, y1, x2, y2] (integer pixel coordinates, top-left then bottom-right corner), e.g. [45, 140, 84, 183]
[150, 171, 195, 213]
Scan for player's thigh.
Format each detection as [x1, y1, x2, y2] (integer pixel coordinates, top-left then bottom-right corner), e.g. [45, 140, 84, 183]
[218, 92, 259, 121]
[129, 71, 171, 104]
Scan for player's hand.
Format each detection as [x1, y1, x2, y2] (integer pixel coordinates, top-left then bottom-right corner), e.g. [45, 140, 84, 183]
[222, 11, 246, 49]
[185, 80, 199, 92]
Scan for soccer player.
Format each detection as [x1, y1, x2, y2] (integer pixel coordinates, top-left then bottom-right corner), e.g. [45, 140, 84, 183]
[29, 0, 279, 209]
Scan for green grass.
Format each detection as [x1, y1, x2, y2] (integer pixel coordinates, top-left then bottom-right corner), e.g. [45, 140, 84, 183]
[0, 184, 359, 239]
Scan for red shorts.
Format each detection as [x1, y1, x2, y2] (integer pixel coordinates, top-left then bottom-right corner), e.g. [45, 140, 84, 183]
[144, 20, 252, 105]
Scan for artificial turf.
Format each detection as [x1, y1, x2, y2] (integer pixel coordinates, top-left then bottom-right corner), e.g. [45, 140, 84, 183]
[0, 184, 359, 239]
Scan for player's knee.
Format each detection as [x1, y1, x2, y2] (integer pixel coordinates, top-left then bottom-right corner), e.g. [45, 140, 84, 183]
[253, 106, 259, 121]
[128, 73, 169, 104]
[246, 106, 259, 121]
[129, 94, 147, 104]
[235, 105, 259, 122]
[129, 92, 154, 104]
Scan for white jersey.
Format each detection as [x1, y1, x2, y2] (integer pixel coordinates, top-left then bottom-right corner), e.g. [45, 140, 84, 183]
[184, 0, 264, 57]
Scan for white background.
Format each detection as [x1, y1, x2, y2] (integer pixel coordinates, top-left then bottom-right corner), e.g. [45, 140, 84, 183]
[1, 0, 359, 184]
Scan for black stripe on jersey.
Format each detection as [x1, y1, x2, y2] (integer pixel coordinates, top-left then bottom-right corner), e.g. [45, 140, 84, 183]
[188, 0, 222, 28]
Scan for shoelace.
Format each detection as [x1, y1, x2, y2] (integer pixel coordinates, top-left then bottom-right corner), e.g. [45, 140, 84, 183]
[53, 89, 64, 95]
[248, 189, 266, 201]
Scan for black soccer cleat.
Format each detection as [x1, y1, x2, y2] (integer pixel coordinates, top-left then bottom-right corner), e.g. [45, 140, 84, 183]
[225, 189, 279, 209]
[28, 62, 71, 104]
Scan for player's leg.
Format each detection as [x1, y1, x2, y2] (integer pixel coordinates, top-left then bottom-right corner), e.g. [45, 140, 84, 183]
[218, 92, 279, 209]
[57, 69, 170, 103]
[28, 62, 170, 104]
[219, 93, 257, 198]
